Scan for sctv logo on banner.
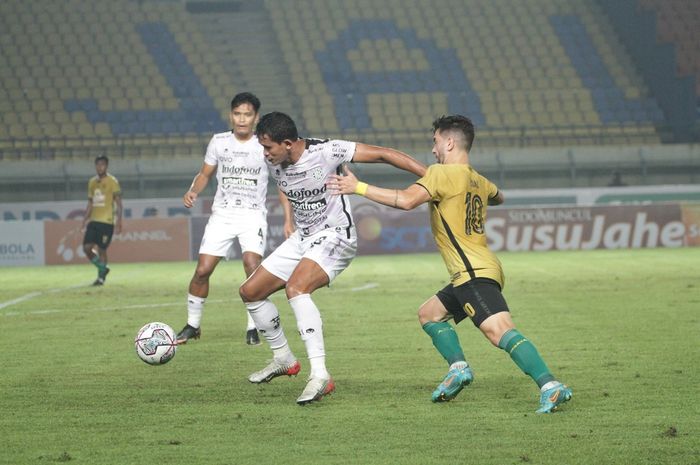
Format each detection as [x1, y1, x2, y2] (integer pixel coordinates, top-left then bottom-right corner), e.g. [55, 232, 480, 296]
[0, 221, 46, 266]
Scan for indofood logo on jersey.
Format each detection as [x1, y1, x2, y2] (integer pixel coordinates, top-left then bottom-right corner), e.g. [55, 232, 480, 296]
[221, 166, 261, 175]
[286, 184, 327, 199]
[287, 185, 328, 211]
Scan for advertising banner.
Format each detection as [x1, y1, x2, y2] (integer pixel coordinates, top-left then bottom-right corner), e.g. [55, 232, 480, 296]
[486, 204, 686, 251]
[346, 200, 699, 254]
[0, 221, 45, 266]
[1, 198, 201, 222]
[680, 204, 700, 247]
[44, 218, 190, 265]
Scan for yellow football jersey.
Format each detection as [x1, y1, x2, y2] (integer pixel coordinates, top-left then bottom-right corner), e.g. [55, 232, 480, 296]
[416, 164, 504, 288]
[88, 174, 121, 224]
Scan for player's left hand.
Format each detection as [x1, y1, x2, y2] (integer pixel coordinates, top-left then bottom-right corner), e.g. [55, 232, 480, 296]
[327, 165, 358, 195]
[115, 222, 122, 234]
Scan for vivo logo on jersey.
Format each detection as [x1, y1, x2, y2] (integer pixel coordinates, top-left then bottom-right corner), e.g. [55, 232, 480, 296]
[221, 166, 262, 175]
[286, 185, 327, 199]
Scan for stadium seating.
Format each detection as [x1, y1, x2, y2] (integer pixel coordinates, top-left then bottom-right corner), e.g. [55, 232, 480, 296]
[266, 0, 665, 152]
[0, 0, 230, 160]
[0, 0, 682, 162]
[638, 0, 700, 96]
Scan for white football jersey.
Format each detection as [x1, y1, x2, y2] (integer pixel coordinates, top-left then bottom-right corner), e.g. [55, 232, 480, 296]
[270, 139, 356, 238]
[204, 131, 269, 218]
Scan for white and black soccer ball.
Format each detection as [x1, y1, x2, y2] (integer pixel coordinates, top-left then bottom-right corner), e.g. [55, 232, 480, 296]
[134, 322, 177, 365]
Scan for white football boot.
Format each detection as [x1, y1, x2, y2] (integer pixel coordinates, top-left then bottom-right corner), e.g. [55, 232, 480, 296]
[248, 359, 301, 383]
[296, 376, 335, 405]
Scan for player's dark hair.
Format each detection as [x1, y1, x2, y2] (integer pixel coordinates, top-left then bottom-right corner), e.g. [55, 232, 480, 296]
[94, 155, 109, 164]
[255, 111, 298, 143]
[231, 92, 261, 113]
[432, 115, 475, 151]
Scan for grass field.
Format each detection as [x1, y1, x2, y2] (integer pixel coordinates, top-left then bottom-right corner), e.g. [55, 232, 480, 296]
[1, 249, 698, 465]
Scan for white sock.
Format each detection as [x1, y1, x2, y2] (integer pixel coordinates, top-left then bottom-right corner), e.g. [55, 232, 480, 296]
[246, 299, 294, 363]
[541, 381, 560, 392]
[450, 361, 469, 371]
[246, 311, 256, 331]
[288, 294, 329, 379]
[187, 293, 205, 328]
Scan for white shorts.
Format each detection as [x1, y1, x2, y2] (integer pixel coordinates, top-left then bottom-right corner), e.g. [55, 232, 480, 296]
[199, 213, 267, 258]
[262, 228, 357, 283]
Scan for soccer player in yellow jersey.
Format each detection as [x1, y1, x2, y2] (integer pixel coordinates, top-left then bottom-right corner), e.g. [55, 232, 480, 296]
[81, 155, 122, 286]
[327, 115, 572, 413]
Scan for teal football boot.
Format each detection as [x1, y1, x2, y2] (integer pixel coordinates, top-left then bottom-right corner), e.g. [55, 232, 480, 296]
[536, 382, 572, 413]
[431, 365, 474, 402]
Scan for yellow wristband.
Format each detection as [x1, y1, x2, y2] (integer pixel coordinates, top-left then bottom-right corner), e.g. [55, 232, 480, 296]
[355, 182, 369, 196]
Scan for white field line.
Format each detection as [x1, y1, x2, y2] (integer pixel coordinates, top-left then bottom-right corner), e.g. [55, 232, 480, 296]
[350, 283, 379, 292]
[1, 283, 379, 317]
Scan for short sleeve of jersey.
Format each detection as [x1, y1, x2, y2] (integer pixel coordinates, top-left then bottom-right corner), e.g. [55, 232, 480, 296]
[112, 176, 122, 196]
[482, 174, 498, 199]
[203, 135, 218, 166]
[328, 139, 356, 164]
[415, 165, 447, 201]
[87, 178, 95, 199]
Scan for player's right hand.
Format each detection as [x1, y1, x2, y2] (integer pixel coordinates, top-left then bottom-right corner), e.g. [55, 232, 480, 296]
[183, 190, 198, 208]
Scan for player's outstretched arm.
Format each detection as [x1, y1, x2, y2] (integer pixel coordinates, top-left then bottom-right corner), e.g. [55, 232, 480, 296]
[351, 143, 427, 177]
[184, 163, 216, 208]
[327, 166, 430, 211]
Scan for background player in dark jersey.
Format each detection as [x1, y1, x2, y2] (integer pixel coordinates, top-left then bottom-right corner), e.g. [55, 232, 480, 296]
[327, 115, 572, 413]
[81, 155, 122, 286]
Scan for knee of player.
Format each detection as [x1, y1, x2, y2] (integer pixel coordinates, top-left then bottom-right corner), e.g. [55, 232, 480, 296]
[417, 305, 440, 325]
[284, 281, 310, 300]
[238, 282, 253, 302]
[194, 264, 214, 280]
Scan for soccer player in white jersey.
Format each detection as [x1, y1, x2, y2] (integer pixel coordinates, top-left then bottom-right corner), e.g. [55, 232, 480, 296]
[176, 93, 293, 346]
[239, 111, 427, 404]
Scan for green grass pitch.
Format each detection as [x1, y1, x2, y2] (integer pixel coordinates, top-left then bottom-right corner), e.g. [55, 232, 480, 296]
[1, 249, 698, 465]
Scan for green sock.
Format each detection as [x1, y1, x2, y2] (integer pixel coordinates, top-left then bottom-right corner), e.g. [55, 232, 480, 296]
[498, 329, 555, 388]
[90, 256, 106, 272]
[422, 322, 466, 366]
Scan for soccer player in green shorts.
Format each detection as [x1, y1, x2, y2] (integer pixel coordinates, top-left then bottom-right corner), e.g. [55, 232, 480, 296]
[81, 155, 122, 286]
[327, 115, 572, 413]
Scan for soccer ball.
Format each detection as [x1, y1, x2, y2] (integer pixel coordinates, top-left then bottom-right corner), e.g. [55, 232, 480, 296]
[134, 322, 177, 365]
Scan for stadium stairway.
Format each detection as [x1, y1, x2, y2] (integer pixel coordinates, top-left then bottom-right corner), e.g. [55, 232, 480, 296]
[185, 0, 306, 132]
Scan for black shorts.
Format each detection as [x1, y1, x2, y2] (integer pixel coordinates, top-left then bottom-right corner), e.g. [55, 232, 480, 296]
[436, 278, 510, 327]
[83, 222, 114, 249]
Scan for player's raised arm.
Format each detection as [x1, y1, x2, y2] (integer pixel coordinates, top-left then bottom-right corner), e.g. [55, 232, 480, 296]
[351, 143, 427, 177]
[184, 162, 216, 208]
[327, 165, 430, 211]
